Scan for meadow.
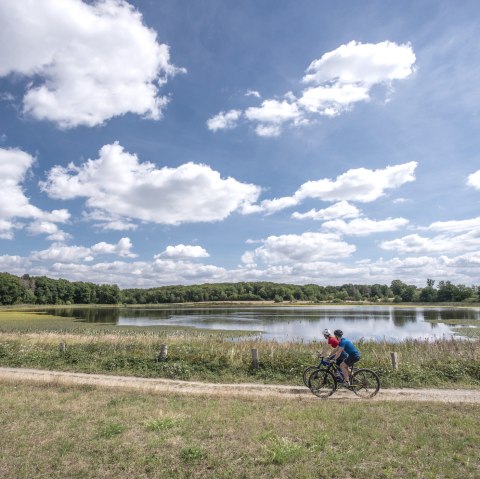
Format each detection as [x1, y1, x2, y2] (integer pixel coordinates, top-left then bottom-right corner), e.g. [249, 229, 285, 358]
[0, 380, 478, 479]
[0, 310, 479, 388]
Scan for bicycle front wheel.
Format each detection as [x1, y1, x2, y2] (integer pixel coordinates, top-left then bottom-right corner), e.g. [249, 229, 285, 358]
[302, 366, 319, 387]
[351, 369, 380, 398]
[308, 368, 337, 398]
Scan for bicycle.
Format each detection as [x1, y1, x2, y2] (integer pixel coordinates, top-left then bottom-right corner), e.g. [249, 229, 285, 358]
[302, 354, 359, 387]
[307, 356, 380, 399]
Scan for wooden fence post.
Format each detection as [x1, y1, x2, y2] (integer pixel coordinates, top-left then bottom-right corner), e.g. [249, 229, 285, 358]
[59, 342, 66, 353]
[157, 344, 168, 362]
[390, 352, 398, 370]
[251, 348, 259, 369]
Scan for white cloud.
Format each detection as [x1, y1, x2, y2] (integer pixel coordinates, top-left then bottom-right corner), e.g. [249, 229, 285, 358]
[26, 221, 71, 242]
[380, 229, 480, 255]
[207, 109, 242, 131]
[292, 200, 360, 220]
[246, 90, 261, 98]
[245, 99, 301, 124]
[210, 40, 416, 136]
[0, 147, 71, 239]
[242, 232, 355, 266]
[91, 237, 137, 258]
[296, 162, 417, 203]
[322, 217, 409, 236]
[41, 142, 261, 226]
[31, 244, 94, 263]
[467, 170, 480, 189]
[0, 0, 184, 128]
[302, 40, 416, 87]
[0, 220, 16, 240]
[252, 162, 417, 215]
[255, 124, 282, 137]
[427, 216, 480, 233]
[155, 244, 210, 260]
[31, 237, 136, 263]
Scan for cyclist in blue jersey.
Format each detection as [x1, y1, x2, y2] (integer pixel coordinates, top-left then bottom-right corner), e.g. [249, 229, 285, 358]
[331, 329, 361, 383]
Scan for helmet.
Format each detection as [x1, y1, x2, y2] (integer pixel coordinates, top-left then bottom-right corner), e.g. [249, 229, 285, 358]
[333, 329, 343, 337]
[322, 329, 332, 336]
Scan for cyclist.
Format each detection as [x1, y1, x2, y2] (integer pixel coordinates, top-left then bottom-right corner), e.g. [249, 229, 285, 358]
[331, 329, 361, 383]
[320, 329, 347, 381]
[319, 328, 339, 357]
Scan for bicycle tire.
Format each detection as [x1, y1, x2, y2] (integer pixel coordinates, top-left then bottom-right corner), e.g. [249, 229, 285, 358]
[302, 366, 319, 387]
[351, 369, 380, 399]
[308, 368, 337, 398]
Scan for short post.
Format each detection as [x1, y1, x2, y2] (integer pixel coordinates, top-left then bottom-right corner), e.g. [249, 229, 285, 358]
[390, 352, 398, 370]
[251, 348, 259, 369]
[59, 342, 67, 353]
[157, 344, 168, 362]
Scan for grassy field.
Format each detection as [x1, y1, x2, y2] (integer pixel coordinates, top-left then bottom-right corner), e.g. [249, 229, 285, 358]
[0, 310, 479, 388]
[0, 380, 478, 479]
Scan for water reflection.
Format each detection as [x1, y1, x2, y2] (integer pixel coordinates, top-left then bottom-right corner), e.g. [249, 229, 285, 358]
[43, 305, 480, 342]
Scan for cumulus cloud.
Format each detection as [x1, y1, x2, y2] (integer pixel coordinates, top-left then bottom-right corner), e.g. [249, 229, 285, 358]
[209, 40, 416, 136]
[380, 229, 480, 255]
[467, 170, 480, 189]
[26, 221, 71, 242]
[250, 162, 417, 215]
[31, 237, 136, 263]
[292, 200, 360, 220]
[322, 217, 409, 236]
[207, 110, 242, 131]
[242, 232, 355, 266]
[0, 0, 184, 128]
[155, 244, 210, 260]
[0, 147, 70, 239]
[41, 142, 261, 226]
[244, 100, 302, 136]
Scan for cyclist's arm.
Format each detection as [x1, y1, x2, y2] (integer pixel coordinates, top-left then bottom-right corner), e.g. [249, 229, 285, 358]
[320, 342, 332, 356]
[333, 346, 344, 360]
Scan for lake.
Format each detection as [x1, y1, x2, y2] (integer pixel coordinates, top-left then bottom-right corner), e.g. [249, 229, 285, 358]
[44, 305, 480, 342]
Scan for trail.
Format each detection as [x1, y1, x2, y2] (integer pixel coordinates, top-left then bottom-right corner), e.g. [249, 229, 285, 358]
[0, 367, 479, 403]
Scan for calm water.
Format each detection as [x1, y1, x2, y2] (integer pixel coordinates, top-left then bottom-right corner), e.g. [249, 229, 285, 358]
[45, 305, 480, 342]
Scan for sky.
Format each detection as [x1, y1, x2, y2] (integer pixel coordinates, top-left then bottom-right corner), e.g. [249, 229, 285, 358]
[0, 0, 480, 289]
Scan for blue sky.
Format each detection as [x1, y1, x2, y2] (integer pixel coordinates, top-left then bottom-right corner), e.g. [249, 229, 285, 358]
[0, 0, 479, 288]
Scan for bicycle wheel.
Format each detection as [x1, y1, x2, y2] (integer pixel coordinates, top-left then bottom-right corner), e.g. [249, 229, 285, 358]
[308, 368, 337, 398]
[302, 366, 319, 387]
[351, 369, 380, 398]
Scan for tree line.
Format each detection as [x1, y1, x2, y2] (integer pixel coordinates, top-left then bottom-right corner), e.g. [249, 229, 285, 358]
[0, 272, 478, 306]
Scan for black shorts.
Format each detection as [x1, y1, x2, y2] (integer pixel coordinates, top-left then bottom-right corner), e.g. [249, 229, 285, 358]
[343, 355, 360, 367]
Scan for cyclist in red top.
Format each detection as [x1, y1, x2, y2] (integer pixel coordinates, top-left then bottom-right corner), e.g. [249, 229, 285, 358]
[319, 329, 339, 357]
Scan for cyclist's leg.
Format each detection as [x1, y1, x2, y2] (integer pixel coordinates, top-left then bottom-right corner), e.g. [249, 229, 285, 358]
[341, 355, 359, 382]
[336, 352, 348, 381]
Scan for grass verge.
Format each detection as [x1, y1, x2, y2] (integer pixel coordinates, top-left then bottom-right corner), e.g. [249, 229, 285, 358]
[0, 381, 478, 479]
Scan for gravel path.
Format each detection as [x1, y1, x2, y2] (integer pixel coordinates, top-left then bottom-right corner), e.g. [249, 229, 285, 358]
[0, 367, 479, 403]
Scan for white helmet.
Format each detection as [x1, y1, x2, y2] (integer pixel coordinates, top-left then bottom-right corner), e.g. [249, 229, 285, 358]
[322, 329, 332, 336]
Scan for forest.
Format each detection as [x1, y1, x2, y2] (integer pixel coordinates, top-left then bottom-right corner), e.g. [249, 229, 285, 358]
[0, 272, 478, 306]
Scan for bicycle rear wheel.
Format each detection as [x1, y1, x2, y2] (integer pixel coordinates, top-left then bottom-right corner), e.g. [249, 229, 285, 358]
[351, 369, 380, 398]
[302, 366, 318, 387]
[308, 368, 336, 398]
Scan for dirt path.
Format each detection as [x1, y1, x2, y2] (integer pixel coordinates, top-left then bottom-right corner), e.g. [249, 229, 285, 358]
[0, 367, 479, 403]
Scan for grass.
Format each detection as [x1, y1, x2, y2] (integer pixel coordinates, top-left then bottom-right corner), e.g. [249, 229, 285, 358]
[0, 310, 479, 388]
[0, 381, 478, 478]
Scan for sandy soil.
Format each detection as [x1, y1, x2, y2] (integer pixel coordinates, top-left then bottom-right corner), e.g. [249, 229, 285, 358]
[0, 367, 478, 403]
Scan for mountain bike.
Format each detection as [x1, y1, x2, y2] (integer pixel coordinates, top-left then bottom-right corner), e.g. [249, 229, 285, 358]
[307, 357, 380, 399]
[302, 354, 358, 387]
